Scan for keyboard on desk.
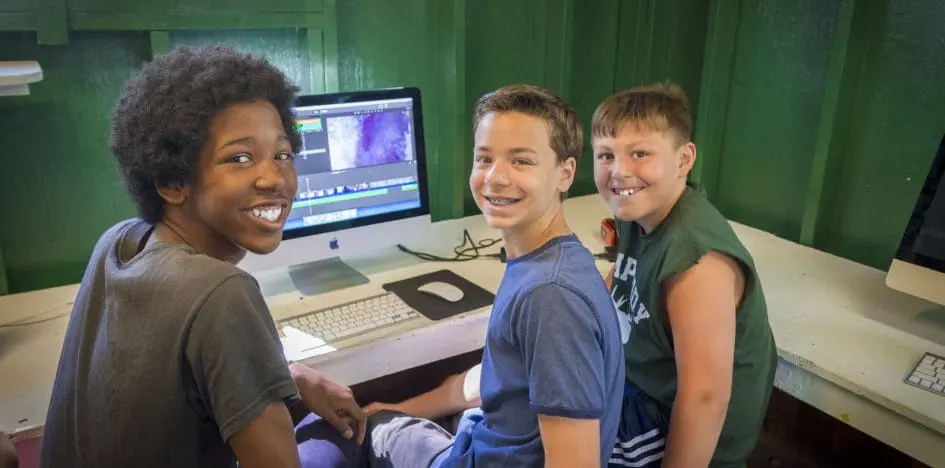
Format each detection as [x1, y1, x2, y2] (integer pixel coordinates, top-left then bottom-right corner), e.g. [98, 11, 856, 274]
[906, 352, 945, 397]
[277, 292, 421, 357]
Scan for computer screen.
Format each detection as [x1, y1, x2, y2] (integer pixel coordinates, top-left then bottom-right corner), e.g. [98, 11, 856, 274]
[887, 133, 945, 307]
[239, 87, 432, 293]
[284, 87, 428, 238]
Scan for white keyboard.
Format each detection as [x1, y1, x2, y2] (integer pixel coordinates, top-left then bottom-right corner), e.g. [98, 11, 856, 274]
[905, 352, 945, 397]
[277, 292, 420, 358]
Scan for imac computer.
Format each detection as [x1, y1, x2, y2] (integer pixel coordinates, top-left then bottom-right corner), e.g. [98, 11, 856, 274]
[240, 87, 431, 295]
[887, 133, 945, 307]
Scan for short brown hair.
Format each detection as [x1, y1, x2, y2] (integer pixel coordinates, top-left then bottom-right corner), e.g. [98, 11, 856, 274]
[473, 84, 583, 165]
[592, 82, 692, 145]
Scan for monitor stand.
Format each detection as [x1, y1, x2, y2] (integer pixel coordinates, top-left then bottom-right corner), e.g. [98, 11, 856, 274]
[287, 257, 370, 296]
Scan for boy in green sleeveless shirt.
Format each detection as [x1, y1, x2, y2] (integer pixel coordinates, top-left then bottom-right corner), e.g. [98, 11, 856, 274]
[592, 82, 777, 468]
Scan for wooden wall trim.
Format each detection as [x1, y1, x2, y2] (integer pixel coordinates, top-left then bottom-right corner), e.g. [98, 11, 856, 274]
[799, 0, 875, 246]
[691, 0, 741, 198]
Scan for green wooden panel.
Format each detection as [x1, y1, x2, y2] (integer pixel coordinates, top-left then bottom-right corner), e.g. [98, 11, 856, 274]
[0, 245, 8, 295]
[714, 0, 840, 242]
[69, 0, 325, 13]
[612, 0, 710, 156]
[0, 31, 149, 293]
[691, 0, 740, 195]
[36, 0, 68, 44]
[305, 27, 327, 94]
[434, 0, 467, 221]
[169, 29, 317, 94]
[69, 12, 330, 30]
[320, 0, 339, 93]
[0, 2, 33, 32]
[648, 0, 709, 127]
[335, 0, 462, 220]
[818, 0, 945, 269]
[798, 0, 869, 247]
[462, 0, 575, 215]
[543, 0, 574, 98]
[569, 0, 621, 197]
[0, 1, 31, 11]
[614, 0, 654, 88]
[0, 13, 35, 31]
[149, 30, 170, 57]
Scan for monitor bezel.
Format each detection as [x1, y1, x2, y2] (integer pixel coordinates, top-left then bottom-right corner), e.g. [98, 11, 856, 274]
[893, 133, 945, 273]
[283, 86, 430, 242]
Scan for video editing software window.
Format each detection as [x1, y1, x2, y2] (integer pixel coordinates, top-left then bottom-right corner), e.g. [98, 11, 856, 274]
[284, 97, 421, 231]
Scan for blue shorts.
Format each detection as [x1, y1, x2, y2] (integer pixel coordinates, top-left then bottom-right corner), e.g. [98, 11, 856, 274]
[609, 384, 666, 467]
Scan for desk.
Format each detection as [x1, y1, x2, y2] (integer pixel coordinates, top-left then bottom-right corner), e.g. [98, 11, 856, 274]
[1, 194, 944, 466]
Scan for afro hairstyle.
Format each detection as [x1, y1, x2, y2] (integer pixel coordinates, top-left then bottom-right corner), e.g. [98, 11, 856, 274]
[109, 44, 302, 224]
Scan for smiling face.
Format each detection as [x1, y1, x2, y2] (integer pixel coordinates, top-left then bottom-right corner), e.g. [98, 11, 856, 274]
[469, 111, 575, 234]
[161, 100, 298, 262]
[593, 124, 695, 232]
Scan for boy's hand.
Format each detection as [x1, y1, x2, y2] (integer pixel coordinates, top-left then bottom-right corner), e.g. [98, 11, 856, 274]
[289, 363, 366, 444]
[362, 401, 402, 416]
[0, 431, 18, 468]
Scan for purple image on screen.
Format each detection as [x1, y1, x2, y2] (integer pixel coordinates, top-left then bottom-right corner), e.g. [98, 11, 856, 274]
[327, 110, 413, 171]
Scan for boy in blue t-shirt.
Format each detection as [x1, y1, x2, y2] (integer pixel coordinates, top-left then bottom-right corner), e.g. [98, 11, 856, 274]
[363, 84, 625, 467]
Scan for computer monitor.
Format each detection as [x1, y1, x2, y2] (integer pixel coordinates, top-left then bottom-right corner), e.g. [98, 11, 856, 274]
[240, 87, 431, 295]
[886, 133, 945, 307]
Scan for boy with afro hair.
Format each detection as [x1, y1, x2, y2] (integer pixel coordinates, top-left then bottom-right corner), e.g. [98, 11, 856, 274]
[41, 45, 365, 468]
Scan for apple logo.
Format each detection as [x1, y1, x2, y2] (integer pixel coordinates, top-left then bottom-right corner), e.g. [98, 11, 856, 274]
[329, 238, 339, 250]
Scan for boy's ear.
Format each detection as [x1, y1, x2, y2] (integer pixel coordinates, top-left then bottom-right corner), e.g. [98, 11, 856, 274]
[557, 156, 577, 193]
[155, 180, 191, 206]
[678, 142, 697, 177]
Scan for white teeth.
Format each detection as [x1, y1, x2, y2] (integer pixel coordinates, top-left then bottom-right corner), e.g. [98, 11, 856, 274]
[616, 188, 637, 197]
[486, 197, 517, 206]
[251, 206, 282, 222]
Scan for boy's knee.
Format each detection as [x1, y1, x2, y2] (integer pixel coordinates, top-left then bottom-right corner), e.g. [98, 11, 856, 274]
[295, 414, 366, 468]
[367, 410, 417, 451]
[366, 411, 453, 468]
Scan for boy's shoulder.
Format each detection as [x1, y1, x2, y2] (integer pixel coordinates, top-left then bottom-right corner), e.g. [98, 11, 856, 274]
[505, 234, 606, 300]
[623, 185, 753, 275]
[90, 218, 254, 299]
[612, 184, 761, 293]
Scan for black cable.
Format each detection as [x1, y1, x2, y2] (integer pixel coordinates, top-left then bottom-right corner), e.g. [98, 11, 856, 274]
[0, 302, 73, 328]
[397, 229, 503, 262]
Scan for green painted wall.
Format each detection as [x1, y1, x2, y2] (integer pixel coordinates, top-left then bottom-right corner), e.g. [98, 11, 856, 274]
[1, 0, 943, 294]
[692, 0, 945, 271]
[817, 0, 945, 268]
[713, 0, 842, 241]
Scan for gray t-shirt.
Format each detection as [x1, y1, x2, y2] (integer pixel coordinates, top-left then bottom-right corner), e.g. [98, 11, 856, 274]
[40, 219, 299, 467]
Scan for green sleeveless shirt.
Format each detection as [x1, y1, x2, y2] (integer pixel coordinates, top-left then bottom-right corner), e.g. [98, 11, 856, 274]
[611, 182, 776, 467]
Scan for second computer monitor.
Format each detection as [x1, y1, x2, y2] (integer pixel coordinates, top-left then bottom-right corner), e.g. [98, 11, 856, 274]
[887, 133, 945, 308]
[240, 87, 431, 292]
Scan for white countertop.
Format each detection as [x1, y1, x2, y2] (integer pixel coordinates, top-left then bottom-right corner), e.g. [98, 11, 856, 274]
[1, 194, 943, 466]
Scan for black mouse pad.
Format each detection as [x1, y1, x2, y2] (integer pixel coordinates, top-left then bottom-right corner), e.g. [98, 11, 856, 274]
[382, 269, 496, 321]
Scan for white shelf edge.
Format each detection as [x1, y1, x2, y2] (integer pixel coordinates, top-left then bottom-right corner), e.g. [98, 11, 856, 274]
[0, 61, 43, 97]
[0, 84, 31, 96]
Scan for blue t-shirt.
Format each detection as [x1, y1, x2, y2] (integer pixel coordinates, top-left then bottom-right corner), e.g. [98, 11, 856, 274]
[440, 234, 625, 467]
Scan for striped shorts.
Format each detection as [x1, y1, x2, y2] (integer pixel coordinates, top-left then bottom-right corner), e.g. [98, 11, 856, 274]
[608, 384, 666, 467]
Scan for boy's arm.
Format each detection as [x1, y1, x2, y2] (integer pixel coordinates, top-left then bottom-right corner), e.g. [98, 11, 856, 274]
[364, 364, 482, 420]
[229, 402, 301, 468]
[519, 284, 608, 468]
[0, 431, 17, 468]
[662, 251, 741, 468]
[186, 275, 304, 466]
[605, 264, 616, 289]
[537, 415, 600, 468]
